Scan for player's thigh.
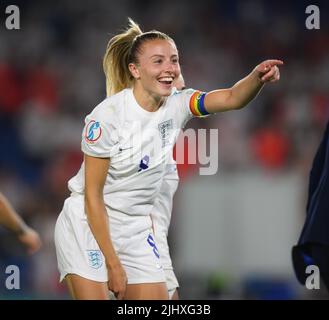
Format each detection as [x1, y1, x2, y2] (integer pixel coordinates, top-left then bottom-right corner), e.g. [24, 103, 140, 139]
[65, 274, 109, 300]
[124, 282, 168, 300]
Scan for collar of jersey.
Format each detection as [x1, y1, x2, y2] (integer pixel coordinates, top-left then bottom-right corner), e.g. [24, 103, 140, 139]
[128, 88, 166, 117]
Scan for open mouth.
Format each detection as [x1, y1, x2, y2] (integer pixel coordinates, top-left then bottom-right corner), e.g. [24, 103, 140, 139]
[158, 77, 174, 86]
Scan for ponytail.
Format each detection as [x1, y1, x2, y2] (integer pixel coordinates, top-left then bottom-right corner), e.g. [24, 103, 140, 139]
[103, 18, 142, 96]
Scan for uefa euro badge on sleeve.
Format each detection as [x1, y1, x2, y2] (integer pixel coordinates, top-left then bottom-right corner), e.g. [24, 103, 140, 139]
[85, 120, 102, 144]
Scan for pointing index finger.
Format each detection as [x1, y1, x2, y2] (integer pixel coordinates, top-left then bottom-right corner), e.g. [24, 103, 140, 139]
[266, 59, 284, 66]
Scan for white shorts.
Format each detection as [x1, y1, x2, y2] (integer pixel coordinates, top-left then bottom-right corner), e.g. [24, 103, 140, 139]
[164, 268, 179, 293]
[54, 194, 166, 284]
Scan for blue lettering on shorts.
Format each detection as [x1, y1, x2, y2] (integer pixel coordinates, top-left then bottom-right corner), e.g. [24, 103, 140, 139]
[147, 234, 160, 258]
[86, 250, 103, 269]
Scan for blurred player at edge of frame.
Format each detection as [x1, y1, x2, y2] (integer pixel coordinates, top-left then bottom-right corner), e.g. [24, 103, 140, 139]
[0, 192, 42, 254]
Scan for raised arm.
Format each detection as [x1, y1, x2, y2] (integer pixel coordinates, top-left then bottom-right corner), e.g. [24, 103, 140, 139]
[84, 155, 127, 299]
[0, 192, 42, 254]
[204, 59, 283, 113]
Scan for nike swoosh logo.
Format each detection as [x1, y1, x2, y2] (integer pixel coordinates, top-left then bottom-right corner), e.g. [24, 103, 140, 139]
[119, 146, 133, 152]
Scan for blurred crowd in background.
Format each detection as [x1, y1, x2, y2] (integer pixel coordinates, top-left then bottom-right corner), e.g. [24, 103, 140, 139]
[0, 0, 329, 299]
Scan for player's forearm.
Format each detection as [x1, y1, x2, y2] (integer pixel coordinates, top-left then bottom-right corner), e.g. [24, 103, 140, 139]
[0, 193, 27, 235]
[204, 71, 264, 113]
[205, 60, 282, 113]
[85, 196, 120, 268]
[229, 69, 264, 110]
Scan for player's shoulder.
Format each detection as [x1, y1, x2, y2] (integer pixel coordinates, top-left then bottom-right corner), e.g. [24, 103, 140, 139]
[171, 87, 195, 95]
[166, 88, 196, 107]
[87, 89, 127, 122]
[169, 88, 196, 99]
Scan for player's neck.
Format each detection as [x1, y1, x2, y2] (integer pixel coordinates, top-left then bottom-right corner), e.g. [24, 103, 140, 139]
[132, 86, 164, 112]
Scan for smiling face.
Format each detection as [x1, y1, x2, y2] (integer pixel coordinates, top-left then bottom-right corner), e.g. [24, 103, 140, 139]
[129, 39, 181, 99]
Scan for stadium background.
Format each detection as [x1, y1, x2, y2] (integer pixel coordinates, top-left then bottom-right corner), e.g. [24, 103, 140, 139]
[0, 0, 329, 299]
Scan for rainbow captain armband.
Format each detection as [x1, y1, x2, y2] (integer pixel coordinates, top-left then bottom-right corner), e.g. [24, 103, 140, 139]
[189, 91, 209, 116]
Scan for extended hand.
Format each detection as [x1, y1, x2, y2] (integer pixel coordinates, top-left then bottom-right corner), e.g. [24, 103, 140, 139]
[255, 59, 284, 83]
[17, 226, 42, 255]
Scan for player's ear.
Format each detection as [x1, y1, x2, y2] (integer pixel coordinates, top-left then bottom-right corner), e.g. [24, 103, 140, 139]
[129, 63, 140, 80]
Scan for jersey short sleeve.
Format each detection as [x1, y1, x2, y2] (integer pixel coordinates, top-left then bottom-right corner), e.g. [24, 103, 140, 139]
[81, 106, 119, 158]
[172, 88, 210, 128]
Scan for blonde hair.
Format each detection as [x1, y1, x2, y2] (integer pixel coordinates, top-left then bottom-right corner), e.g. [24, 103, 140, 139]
[103, 18, 174, 96]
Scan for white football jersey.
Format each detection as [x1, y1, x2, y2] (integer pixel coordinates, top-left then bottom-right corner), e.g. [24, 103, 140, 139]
[152, 167, 179, 270]
[68, 88, 201, 218]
